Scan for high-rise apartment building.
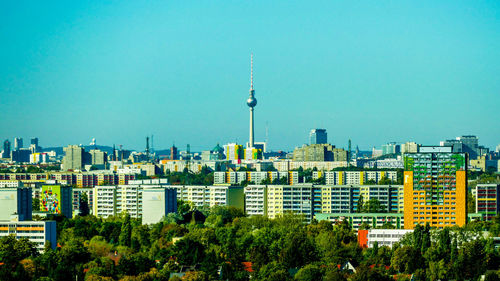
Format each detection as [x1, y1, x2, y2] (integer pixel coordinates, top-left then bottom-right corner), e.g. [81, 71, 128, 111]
[267, 184, 314, 221]
[312, 171, 398, 185]
[63, 145, 84, 171]
[40, 185, 73, 218]
[14, 137, 23, 150]
[293, 144, 347, 161]
[142, 188, 177, 224]
[2, 139, 11, 158]
[401, 142, 420, 154]
[0, 187, 32, 221]
[310, 129, 327, 145]
[224, 143, 244, 162]
[170, 145, 178, 160]
[89, 149, 107, 167]
[476, 184, 500, 221]
[457, 135, 479, 159]
[30, 137, 39, 153]
[403, 146, 467, 229]
[382, 142, 400, 155]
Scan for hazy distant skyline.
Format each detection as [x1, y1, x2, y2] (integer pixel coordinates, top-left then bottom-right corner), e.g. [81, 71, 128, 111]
[1, 1, 499, 151]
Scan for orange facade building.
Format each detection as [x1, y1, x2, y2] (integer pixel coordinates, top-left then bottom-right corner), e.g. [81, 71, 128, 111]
[403, 147, 467, 229]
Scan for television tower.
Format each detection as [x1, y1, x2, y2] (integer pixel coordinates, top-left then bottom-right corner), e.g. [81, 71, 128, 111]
[247, 53, 257, 148]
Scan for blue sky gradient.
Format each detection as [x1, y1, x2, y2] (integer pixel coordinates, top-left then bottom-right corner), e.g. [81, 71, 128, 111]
[1, 1, 499, 151]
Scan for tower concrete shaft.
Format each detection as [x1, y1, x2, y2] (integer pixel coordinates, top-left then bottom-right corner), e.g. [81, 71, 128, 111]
[249, 107, 254, 148]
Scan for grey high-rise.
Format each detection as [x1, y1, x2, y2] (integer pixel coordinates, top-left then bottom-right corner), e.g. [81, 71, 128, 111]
[309, 129, 327, 145]
[62, 145, 84, 171]
[457, 135, 479, 159]
[2, 140, 11, 158]
[14, 138, 23, 150]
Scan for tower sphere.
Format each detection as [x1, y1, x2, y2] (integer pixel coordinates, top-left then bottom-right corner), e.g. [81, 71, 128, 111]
[247, 96, 257, 107]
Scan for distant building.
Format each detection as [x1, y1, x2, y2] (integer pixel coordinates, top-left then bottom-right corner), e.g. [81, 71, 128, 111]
[62, 145, 85, 171]
[476, 184, 500, 221]
[0, 221, 56, 252]
[14, 137, 23, 150]
[372, 147, 383, 158]
[441, 135, 486, 160]
[224, 143, 244, 162]
[2, 139, 11, 158]
[40, 185, 73, 218]
[11, 148, 31, 163]
[403, 146, 467, 229]
[30, 138, 40, 153]
[440, 139, 463, 153]
[293, 144, 347, 161]
[312, 170, 398, 186]
[457, 135, 479, 159]
[244, 147, 263, 160]
[381, 142, 400, 155]
[89, 149, 107, 167]
[30, 152, 49, 164]
[201, 143, 225, 161]
[310, 129, 327, 145]
[170, 145, 178, 160]
[62, 145, 105, 171]
[0, 187, 32, 221]
[401, 142, 420, 154]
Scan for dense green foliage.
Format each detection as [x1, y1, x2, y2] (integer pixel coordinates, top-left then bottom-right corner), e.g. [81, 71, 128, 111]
[1, 208, 500, 280]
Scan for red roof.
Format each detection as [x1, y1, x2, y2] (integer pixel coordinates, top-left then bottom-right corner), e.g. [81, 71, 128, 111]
[369, 264, 390, 270]
[242, 262, 253, 273]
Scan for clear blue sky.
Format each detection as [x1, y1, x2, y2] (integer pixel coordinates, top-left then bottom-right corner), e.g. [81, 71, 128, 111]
[1, 1, 499, 152]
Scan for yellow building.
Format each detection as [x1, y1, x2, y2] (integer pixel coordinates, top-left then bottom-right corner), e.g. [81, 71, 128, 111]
[403, 147, 467, 229]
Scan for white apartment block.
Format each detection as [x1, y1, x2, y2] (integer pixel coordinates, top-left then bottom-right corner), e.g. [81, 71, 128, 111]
[0, 221, 57, 252]
[214, 171, 291, 185]
[170, 185, 244, 209]
[313, 171, 398, 185]
[93, 179, 170, 219]
[270, 160, 349, 172]
[0, 180, 24, 188]
[267, 184, 314, 221]
[360, 229, 413, 248]
[93, 186, 116, 218]
[244, 185, 267, 216]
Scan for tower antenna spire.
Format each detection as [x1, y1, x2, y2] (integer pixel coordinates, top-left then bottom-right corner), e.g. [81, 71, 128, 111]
[250, 53, 254, 90]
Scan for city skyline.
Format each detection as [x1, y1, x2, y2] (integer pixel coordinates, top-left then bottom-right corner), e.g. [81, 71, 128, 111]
[1, 1, 499, 151]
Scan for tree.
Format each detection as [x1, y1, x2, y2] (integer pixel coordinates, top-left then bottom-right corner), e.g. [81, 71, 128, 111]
[79, 192, 90, 216]
[88, 236, 113, 258]
[378, 176, 393, 185]
[294, 264, 323, 281]
[350, 265, 392, 281]
[26, 166, 43, 173]
[172, 237, 205, 265]
[391, 246, 419, 273]
[32, 197, 40, 211]
[119, 213, 132, 247]
[485, 271, 500, 281]
[182, 271, 209, 281]
[357, 196, 364, 213]
[467, 191, 476, 214]
[365, 198, 386, 213]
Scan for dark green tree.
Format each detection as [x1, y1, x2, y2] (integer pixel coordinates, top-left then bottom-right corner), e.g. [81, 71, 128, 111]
[119, 213, 132, 246]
